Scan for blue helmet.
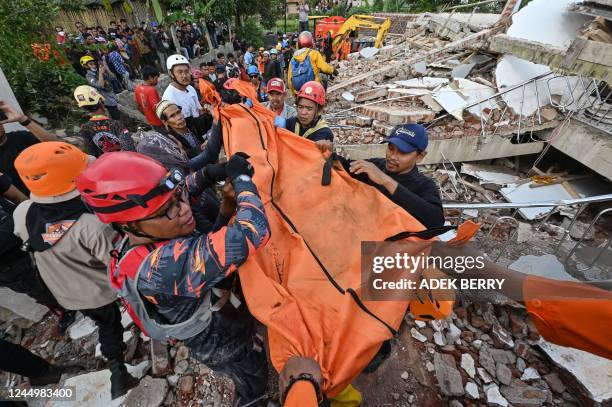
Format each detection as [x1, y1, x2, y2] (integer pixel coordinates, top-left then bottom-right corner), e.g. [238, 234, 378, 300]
[247, 65, 259, 76]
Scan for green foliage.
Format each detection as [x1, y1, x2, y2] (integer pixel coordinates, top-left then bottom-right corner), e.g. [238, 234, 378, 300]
[372, 0, 384, 12]
[0, 0, 85, 125]
[236, 17, 265, 47]
[405, 0, 469, 12]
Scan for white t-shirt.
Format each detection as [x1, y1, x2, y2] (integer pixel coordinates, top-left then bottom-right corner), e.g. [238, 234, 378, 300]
[162, 84, 200, 118]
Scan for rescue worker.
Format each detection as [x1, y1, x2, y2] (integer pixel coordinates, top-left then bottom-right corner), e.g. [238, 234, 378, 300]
[284, 81, 334, 145]
[163, 54, 212, 139]
[74, 85, 135, 157]
[137, 100, 221, 233]
[247, 65, 268, 103]
[264, 78, 297, 120]
[264, 49, 283, 85]
[80, 55, 121, 120]
[317, 123, 444, 229]
[288, 31, 337, 95]
[12, 142, 139, 399]
[77, 151, 271, 405]
[0, 173, 75, 335]
[256, 47, 265, 74]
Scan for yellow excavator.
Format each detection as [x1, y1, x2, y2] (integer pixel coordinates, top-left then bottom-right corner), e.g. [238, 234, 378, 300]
[310, 14, 391, 60]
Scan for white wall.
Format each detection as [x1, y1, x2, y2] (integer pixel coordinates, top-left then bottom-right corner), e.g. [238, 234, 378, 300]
[0, 66, 25, 132]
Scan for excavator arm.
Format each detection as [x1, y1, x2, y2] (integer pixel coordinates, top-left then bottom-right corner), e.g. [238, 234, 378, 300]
[330, 15, 391, 60]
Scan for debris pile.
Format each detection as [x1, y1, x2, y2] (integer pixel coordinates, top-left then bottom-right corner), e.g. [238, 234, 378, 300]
[404, 296, 611, 406]
[325, 12, 569, 147]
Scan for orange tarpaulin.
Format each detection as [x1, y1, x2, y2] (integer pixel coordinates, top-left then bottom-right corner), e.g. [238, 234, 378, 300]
[217, 97, 434, 396]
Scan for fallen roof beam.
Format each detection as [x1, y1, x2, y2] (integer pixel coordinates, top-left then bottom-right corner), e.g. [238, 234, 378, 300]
[569, 3, 612, 20]
[488, 34, 612, 82]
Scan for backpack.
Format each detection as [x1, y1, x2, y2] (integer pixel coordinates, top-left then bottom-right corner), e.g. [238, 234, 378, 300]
[291, 49, 315, 92]
[109, 237, 239, 343]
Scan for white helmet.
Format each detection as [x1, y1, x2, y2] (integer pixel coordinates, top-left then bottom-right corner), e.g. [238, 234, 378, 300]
[166, 54, 189, 71]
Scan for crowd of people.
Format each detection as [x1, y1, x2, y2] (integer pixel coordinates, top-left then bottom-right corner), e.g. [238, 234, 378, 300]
[58, 18, 230, 94]
[1, 18, 612, 407]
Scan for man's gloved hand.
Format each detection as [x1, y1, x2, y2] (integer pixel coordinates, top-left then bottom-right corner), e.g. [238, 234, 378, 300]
[226, 152, 254, 180]
[274, 115, 286, 129]
[202, 163, 227, 183]
[244, 98, 254, 108]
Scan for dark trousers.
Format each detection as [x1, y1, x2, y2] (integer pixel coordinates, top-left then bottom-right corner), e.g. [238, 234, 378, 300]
[299, 21, 309, 33]
[0, 338, 51, 378]
[0, 253, 61, 309]
[81, 302, 125, 360]
[185, 297, 268, 403]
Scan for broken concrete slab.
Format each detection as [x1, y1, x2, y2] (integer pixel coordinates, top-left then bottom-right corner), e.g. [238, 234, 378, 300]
[460, 163, 520, 186]
[394, 77, 449, 89]
[354, 87, 388, 102]
[484, 383, 509, 407]
[69, 316, 98, 340]
[359, 47, 380, 59]
[432, 85, 468, 120]
[151, 340, 171, 376]
[434, 352, 464, 397]
[500, 181, 574, 220]
[0, 288, 48, 324]
[506, 0, 592, 48]
[341, 91, 355, 102]
[124, 375, 168, 407]
[49, 361, 150, 407]
[420, 94, 444, 112]
[460, 353, 475, 378]
[451, 62, 476, 78]
[500, 379, 550, 407]
[509, 254, 578, 282]
[355, 105, 436, 125]
[452, 78, 499, 118]
[539, 340, 612, 402]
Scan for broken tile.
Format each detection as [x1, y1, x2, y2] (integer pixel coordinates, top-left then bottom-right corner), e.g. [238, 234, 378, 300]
[484, 383, 508, 407]
[521, 367, 541, 381]
[460, 353, 475, 378]
[411, 328, 428, 343]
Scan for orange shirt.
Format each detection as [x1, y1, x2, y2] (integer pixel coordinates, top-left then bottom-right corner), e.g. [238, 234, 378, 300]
[523, 275, 612, 360]
[134, 84, 162, 126]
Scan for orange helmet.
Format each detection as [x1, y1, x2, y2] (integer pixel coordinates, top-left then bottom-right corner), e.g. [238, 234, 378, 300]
[15, 142, 88, 197]
[297, 81, 325, 106]
[298, 31, 314, 48]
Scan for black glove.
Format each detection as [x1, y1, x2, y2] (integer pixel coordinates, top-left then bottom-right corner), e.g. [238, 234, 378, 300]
[332, 68, 339, 78]
[203, 163, 227, 183]
[226, 152, 254, 180]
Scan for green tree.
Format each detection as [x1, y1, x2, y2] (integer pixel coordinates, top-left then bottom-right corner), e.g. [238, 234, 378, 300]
[0, 0, 84, 125]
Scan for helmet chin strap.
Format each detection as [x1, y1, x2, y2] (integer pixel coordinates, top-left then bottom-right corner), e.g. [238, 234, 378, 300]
[122, 222, 168, 242]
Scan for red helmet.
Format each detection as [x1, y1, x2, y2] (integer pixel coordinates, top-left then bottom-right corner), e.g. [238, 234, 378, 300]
[76, 152, 178, 224]
[297, 81, 325, 106]
[298, 31, 314, 49]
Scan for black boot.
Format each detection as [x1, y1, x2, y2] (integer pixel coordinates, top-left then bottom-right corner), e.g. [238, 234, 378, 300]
[108, 358, 139, 399]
